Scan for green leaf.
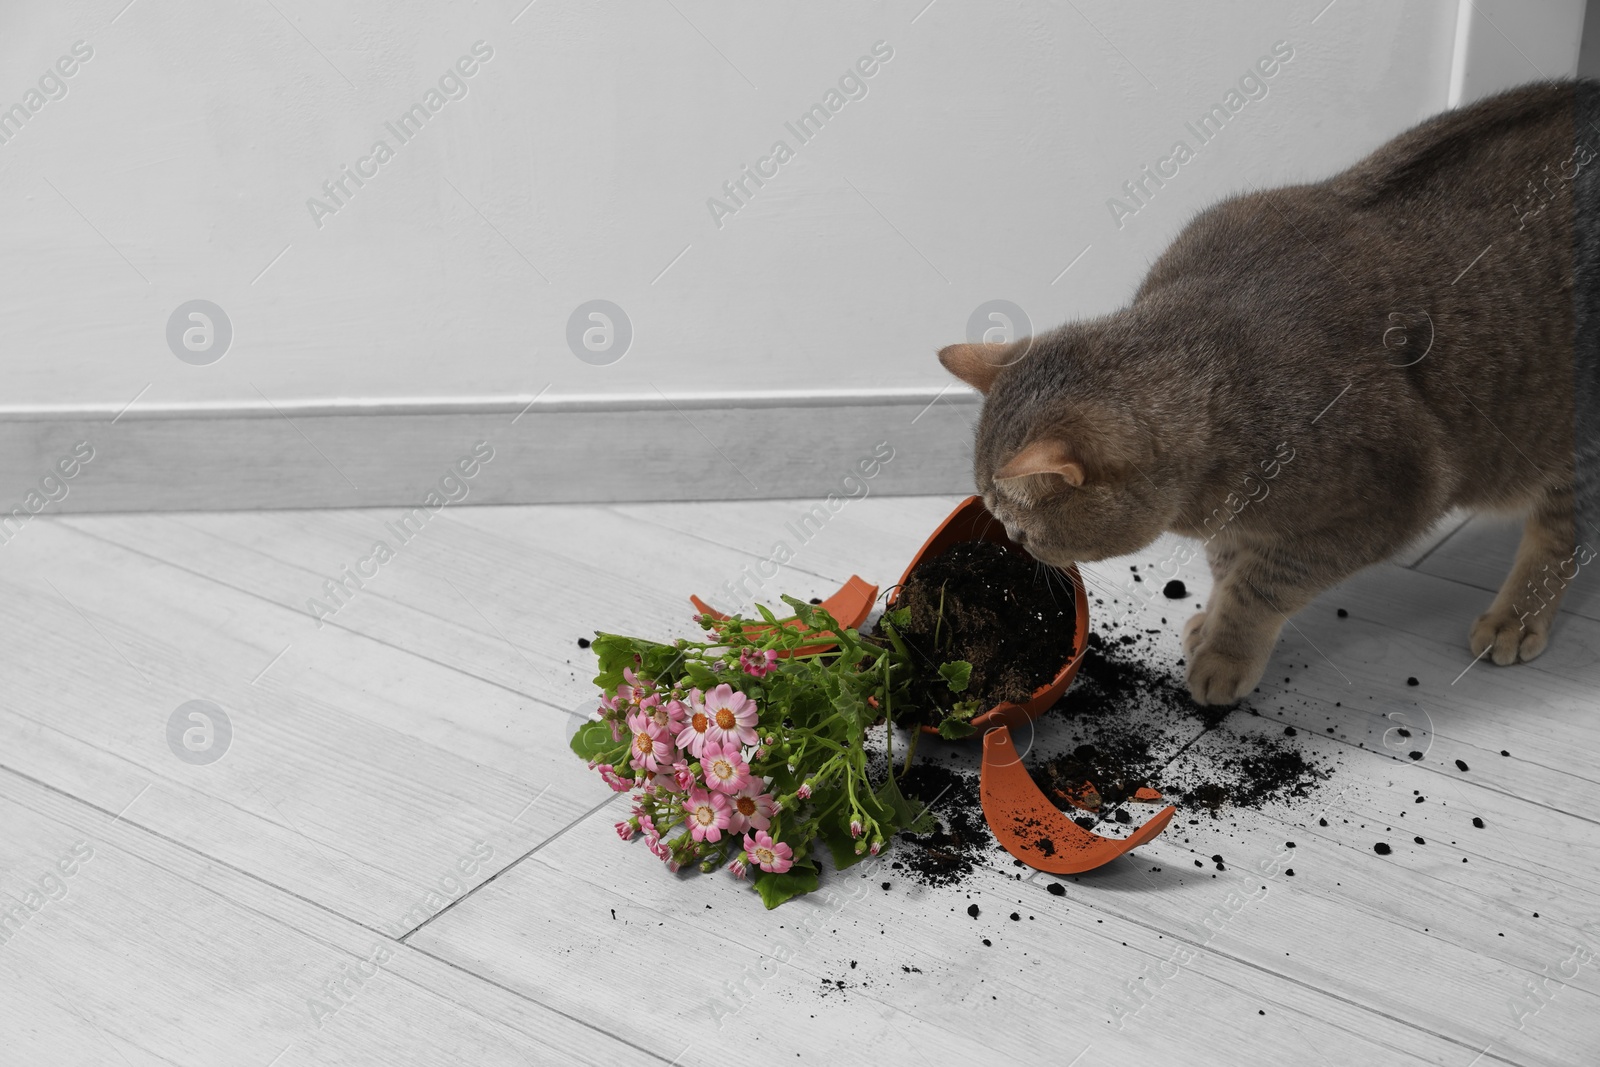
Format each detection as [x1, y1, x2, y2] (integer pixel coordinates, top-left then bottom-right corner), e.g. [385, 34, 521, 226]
[830, 688, 866, 737]
[780, 594, 817, 628]
[934, 697, 982, 741]
[681, 660, 720, 690]
[938, 660, 972, 693]
[752, 861, 819, 909]
[593, 633, 687, 692]
[821, 824, 871, 871]
[937, 718, 978, 741]
[884, 607, 911, 630]
[570, 719, 627, 764]
[875, 773, 936, 835]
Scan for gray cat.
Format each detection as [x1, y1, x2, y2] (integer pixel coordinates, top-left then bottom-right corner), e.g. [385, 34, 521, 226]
[940, 80, 1600, 705]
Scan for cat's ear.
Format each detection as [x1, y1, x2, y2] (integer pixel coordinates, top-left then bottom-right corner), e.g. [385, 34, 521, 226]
[993, 439, 1086, 488]
[938, 343, 1013, 394]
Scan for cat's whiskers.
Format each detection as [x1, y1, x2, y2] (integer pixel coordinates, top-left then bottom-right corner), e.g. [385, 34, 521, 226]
[1073, 560, 1124, 608]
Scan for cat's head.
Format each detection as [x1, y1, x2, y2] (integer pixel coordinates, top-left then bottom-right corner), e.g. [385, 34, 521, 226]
[939, 331, 1188, 566]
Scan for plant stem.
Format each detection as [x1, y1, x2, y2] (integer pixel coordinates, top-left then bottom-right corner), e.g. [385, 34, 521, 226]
[881, 654, 894, 778]
[901, 727, 920, 779]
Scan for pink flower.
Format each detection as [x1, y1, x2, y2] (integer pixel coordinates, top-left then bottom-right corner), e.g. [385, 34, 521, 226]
[622, 666, 654, 696]
[647, 835, 672, 861]
[647, 697, 687, 733]
[683, 788, 731, 843]
[614, 820, 635, 841]
[638, 813, 657, 839]
[675, 687, 712, 757]
[869, 841, 881, 856]
[796, 783, 813, 800]
[612, 669, 652, 716]
[700, 740, 751, 795]
[739, 647, 779, 678]
[596, 764, 631, 792]
[743, 830, 794, 874]
[727, 786, 776, 833]
[849, 819, 863, 838]
[627, 713, 674, 773]
[699, 684, 760, 748]
[728, 857, 749, 879]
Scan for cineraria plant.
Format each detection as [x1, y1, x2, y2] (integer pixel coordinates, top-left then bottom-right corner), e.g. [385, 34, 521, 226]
[570, 595, 975, 908]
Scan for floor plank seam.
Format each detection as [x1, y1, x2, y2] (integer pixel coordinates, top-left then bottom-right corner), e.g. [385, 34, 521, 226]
[0, 760, 412, 943]
[1, 763, 681, 1066]
[1058, 890, 1539, 1067]
[397, 941, 684, 1066]
[1403, 515, 1473, 571]
[47, 519, 573, 711]
[400, 791, 624, 942]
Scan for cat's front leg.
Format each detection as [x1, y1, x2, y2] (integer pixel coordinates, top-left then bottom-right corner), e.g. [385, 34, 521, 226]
[1471, 486, 1580, 664]
[1184, 549, 1316, 706]
[1180, 539, 1241, 660]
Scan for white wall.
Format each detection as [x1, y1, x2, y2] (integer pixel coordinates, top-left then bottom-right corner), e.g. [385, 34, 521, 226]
[0, 1, 1585, 507]
[0, 2, 1463, 403]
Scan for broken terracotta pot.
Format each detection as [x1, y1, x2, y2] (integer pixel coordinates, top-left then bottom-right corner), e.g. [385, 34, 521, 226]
[981, 725, 1178, 874]
[690, 575, 877, 657]
[901, 496, 1173, 874]
[886, 495, 1090, 737]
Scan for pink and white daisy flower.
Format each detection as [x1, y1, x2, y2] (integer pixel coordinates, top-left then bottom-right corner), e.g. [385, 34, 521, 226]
[700, 683, 760, 748]
[614, 820, 636, 841]
[726, 786, 777, 833]
[683, 788, 731, 843]
[627, 713, 674, 773]
[743, 830, 794, 874]
[728, 857, 749, 879]
[699, 740, 751, 795]
[675, 687, 712, 757]
[647, 697, 687, 733]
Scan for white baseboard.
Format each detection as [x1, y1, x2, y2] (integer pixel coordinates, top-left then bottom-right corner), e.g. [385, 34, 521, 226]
[0, 388, 981, 513]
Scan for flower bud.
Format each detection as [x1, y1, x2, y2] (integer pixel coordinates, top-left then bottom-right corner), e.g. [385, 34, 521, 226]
[849, 820, 863, 838]
[797, 783, 813, 800]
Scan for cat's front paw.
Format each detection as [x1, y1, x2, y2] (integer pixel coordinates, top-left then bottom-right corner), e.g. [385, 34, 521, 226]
[1185, 643, 1266, 707]
[1181, 611, 1209, 657]
[1469, 606, 1550, 666]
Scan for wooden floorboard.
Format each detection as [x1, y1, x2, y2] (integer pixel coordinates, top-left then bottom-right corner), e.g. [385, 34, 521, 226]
[1413, 513, 1600, 622]
[1, 498, 1596, 1064]
[0, 766, 663, 1067]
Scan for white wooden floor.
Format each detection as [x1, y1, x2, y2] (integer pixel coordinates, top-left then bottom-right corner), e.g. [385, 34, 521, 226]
[2, 497, 1597, 1066]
